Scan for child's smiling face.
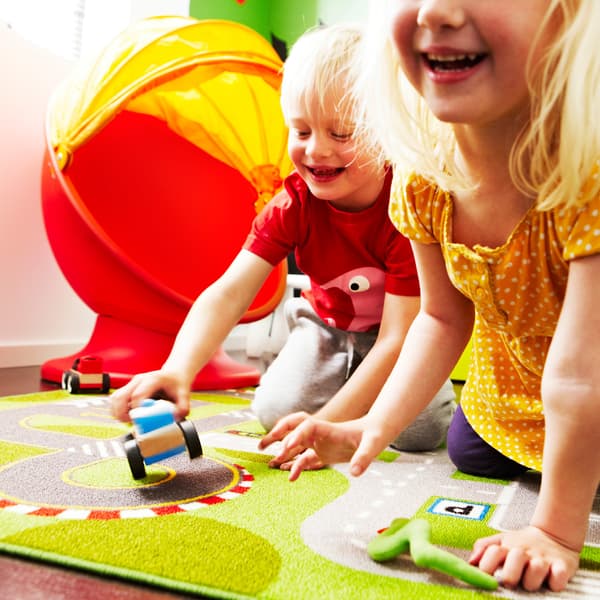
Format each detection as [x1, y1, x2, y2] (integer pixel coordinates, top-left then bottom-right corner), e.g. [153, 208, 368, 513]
[286, 86, 385, 212]
[389, 0, 553, 128]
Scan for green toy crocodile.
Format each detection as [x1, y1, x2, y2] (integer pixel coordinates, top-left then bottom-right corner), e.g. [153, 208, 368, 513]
[367, 517, 498, 591]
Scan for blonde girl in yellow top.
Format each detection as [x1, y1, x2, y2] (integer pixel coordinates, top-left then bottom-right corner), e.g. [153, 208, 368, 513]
[260, 0, 600, 592]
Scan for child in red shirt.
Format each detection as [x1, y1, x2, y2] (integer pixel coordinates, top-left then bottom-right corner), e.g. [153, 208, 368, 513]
[111, 24, 455, 467]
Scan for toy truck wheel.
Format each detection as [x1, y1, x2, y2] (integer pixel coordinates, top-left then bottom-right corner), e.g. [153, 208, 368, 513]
[178, 420, 203, 458]
[124, 438, 146, 479]
[101, 373, 110, 394]
[67, 373, 80, 394]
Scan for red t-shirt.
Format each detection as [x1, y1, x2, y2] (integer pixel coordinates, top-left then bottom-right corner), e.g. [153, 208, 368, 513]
[244, 169, 418, 332]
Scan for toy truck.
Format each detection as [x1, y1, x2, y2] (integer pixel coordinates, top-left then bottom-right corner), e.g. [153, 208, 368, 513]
[62, 355, 110, 394]
[123, 398, 203, 479]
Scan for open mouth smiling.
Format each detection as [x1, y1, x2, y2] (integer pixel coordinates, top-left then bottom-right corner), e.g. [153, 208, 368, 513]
[424, 53, 486, 72]
[308, 167, 345, 178]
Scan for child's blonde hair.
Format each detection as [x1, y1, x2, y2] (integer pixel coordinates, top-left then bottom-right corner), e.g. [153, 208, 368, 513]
[280, 23, 363, 132]
[357, 0, 600, 210]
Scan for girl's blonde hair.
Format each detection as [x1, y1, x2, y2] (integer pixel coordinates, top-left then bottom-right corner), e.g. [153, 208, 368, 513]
[280, 23, 363, 130]
[356, 0, 600, 210]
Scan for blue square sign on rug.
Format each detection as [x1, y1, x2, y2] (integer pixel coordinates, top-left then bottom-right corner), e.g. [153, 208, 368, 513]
[427, 498, 490, 521]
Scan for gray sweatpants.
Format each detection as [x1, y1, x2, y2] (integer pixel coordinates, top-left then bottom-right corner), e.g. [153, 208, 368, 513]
[252, 297, 456, 452]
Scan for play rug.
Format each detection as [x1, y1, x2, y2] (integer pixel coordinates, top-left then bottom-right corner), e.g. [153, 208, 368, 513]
[0, 390, 599, 599]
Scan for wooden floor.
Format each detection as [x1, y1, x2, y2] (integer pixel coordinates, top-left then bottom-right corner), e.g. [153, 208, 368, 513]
[0, 365, 211, 600]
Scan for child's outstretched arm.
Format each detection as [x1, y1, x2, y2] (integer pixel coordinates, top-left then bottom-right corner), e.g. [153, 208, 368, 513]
[259, 293, 420, 469]
[347, 241, 473, 476]
[264, 242, 473, 479]
[469, 253, 600, 592]
[110, 250, 273, 422]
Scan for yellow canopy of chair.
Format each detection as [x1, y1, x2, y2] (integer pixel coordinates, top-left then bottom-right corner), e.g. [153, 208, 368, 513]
[49, 15, 293, 211]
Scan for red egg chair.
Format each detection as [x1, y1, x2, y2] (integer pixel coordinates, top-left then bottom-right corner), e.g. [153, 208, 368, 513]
[41, 16, 292, 389]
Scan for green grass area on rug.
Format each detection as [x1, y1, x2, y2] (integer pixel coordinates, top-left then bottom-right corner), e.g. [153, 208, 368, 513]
[0, 390, 599, 599]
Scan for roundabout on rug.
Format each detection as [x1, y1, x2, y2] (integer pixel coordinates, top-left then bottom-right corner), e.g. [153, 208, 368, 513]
[0, 394, 254, 519]
[0, 460, 253, 519]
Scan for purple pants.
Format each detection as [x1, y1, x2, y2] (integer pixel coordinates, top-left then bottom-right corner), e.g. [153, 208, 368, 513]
[447, 404, 530, 479]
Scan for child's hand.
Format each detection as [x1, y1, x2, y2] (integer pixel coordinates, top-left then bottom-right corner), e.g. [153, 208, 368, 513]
[258, 412, 324, 475]
[258, 411, 312, 452]
[274, 448, 325, 472]
[267, 417, 379, 481]
[258, 413, 326, 471]
[469, 526, 580, 592]
[110, 371, 191, 422]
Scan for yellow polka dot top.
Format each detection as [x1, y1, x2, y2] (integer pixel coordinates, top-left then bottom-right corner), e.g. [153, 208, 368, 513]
[391, 171, 600, 471]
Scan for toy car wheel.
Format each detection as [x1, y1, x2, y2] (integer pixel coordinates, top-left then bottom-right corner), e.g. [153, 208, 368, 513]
[178, 420, 203, 458]
[124, 438, 146, 479]
[101, 373, 110, 394]
[61, 371, 69, 390]
[67, 373, 80, 394]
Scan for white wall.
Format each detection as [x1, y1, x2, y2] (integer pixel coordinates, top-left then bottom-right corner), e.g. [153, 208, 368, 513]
[0, 1, 189, 368]
[0, 22, 97, 368]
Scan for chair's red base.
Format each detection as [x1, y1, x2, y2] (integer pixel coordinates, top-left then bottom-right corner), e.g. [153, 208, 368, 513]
[40, 314, 260, 390]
